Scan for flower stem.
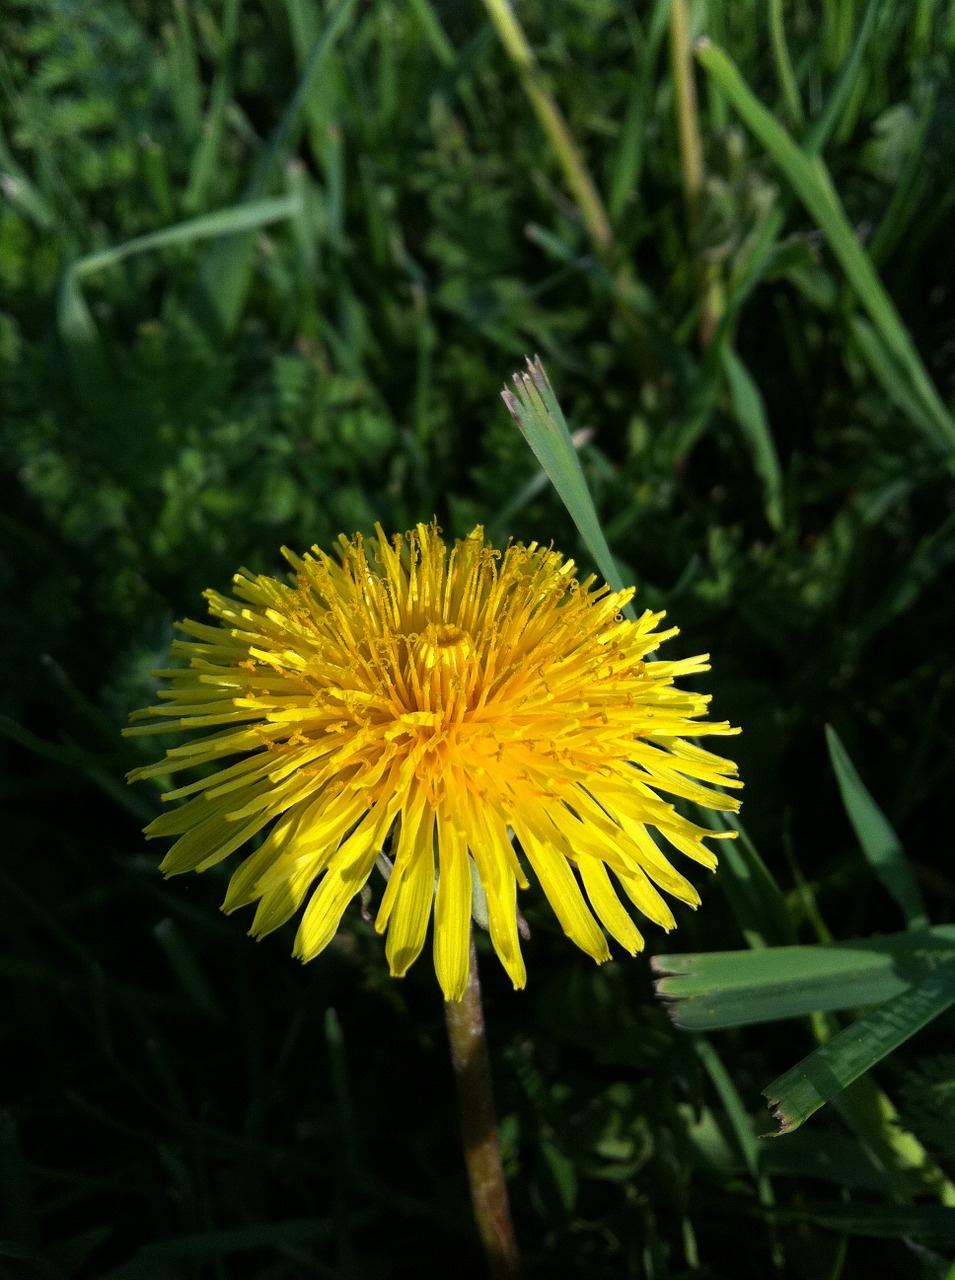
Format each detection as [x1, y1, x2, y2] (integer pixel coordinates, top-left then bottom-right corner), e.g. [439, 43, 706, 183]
[444, 935, 521, 1279]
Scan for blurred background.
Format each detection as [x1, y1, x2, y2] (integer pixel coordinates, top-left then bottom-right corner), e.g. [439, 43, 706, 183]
[3, 0, 955, 1276]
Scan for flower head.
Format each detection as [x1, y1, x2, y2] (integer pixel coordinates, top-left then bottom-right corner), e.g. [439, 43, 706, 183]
[127, 523, 740, 1000]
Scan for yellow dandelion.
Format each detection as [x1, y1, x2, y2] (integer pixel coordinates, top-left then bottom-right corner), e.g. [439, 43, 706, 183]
[126, 522, 741, 1000]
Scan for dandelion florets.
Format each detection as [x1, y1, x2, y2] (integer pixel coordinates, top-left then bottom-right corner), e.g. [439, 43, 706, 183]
[126, 523, 741, 1000]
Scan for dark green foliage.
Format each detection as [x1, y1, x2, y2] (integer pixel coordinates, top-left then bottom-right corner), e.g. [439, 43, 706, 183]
[3, 0, 955, 1275]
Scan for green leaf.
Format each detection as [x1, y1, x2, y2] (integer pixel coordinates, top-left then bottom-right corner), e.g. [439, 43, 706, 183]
[695, 38, 955, 455]
[764, 958, 955, 1134]
[501, 357, 636, 617]
[825, 725, 928, 930]
[653, 927, 955, 1030]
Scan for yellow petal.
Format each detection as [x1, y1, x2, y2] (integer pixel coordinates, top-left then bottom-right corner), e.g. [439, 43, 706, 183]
[293, 801, 397, 963]
[468, 796, 525, 990]
[382, 802, 436, 979]
[433, 808, 472, 1002]
[513, 818, 610, 963]
[576, 858, 644, 954]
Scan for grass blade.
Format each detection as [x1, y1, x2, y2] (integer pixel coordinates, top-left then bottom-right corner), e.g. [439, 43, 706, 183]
[803, 0, 879, 156]
[849, 316, 939, 440]
[825, 725, 928, 930]
[721, 347, 784, 531]
[195, 0, 354, 334]
[72, 196, 304, 278]
[780, 1201, 955, 1239]
[764, 958, 955, 1134]
[695, 38, 955, 455]
[501, 357, 635, 615]
[653, 927, 955, 1030]
[768, 0, 804, 129]
[696, 811, 795, 949]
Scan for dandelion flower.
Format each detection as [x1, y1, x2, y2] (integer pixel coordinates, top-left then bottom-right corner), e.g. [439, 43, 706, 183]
[126, 523, 741, 1000]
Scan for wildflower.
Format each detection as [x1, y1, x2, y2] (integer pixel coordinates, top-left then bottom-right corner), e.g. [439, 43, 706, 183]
[126, 523, 740, 1000]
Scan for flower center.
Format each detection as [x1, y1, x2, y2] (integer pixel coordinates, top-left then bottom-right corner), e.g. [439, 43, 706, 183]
[415, 623, 473, 673]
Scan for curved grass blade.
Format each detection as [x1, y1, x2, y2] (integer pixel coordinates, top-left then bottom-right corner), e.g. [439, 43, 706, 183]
[764, 958, 955, 1134]
[825, 725, 928, 930]
[653, 927, 955, 1030]
[57, 195, 303, 400]
[501, 357, 636, 618]
[70, 196, 304, 279]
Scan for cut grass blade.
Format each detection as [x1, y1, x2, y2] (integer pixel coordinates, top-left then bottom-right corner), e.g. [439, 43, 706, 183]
[764, 958, 955, 1133]
[825, 725, 928, 930]
[653, 926, 955, 1030]
[501, 357, 635, 616]
[695, 38, 955, 455]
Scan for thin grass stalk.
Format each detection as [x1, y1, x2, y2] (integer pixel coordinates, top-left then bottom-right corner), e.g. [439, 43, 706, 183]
[769, 0, 805, 129]
[482, 0, 611, 256]
[444, 935, 521, 1279]
[481, 0, 653, 375]
[669, 0, 723, 348]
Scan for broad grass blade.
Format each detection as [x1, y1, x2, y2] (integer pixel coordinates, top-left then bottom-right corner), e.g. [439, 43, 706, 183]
[653, 927, 955, 1030]
[695, 39, 955, 455]
[502, 357, 636, 616]
[825, 725, 928, 930]
[764, 958, 955, 1133]
[849, 316, 938, 440]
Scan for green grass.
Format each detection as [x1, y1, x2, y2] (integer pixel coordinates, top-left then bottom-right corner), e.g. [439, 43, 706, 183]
[3, 0, 955, 1275]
